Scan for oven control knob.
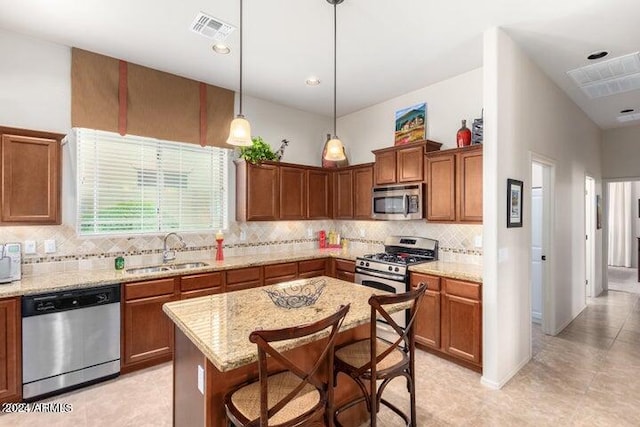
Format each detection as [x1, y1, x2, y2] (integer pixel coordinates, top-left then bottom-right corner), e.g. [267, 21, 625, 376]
[394, 267, 399, 272]
[359, 261, 364, 266]
[365, 262, 370, 267]
[388, 266, 392, 271]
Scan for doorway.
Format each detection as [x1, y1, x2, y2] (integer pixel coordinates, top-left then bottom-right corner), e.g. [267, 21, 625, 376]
[585, 176, 596, 297]
[530, 159, 553, 334]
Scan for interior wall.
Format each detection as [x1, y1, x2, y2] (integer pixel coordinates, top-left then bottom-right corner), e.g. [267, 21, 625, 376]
[337, 68, 483, 164]
[602, 125, 640, 179]
[482, 28, 603, 389]
[632, 181, 640, 269]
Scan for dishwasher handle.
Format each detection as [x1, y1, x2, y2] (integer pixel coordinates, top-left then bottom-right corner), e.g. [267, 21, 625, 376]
[22, 284, 121, 317]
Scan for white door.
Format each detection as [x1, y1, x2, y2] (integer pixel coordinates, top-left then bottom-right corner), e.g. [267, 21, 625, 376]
[531, 182, 543, 324]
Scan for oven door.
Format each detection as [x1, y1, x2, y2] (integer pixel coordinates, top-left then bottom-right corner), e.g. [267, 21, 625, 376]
[355, 271, 407, 343]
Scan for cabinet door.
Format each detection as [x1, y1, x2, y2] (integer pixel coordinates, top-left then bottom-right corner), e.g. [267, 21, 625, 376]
[426, 153, 456, 221]
[1, 134, 60, 224]
[457, 147, 483, 222]
[353, 165, 373, 219]
[333, 170, 353, 219]
[374, 151, 397, 185]
[307, 169, 331, 219]
[396, 145, 424, 183]
[123, 293, 177, 369]
[298, 259, 327, 278]
[441, 279, 481, 365]
[264, 262, 298, 286]
[0, 298, 20, 403]
[279, 166, 306, 220]
[226, 266, 264, 292]
[246, 162, 279, 220]
[334, 259, 355, 282]
[410, 274, 441, 349]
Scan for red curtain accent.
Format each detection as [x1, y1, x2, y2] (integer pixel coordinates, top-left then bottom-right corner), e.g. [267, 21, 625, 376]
[118, 61, 128, 136]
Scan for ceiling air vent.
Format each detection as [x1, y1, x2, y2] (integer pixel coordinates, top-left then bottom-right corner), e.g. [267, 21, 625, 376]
[567, 52, 640, 98]
[616, 112, 640, 123]
[190, 12, 235, 41]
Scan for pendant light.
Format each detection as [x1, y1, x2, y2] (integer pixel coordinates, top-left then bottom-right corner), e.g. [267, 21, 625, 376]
[226, 0, 252, 146]
[324, 0, 346, 161]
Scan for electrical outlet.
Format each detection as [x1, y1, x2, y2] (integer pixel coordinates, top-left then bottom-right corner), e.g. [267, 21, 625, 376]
[44, 239, 57, 254]
[24, 240, 37, 254]
[197, 365, 204, 395]
[307, 227, 313, 238]
[360, 229, 365, 238]
[474, 235, 482, 247]
[239, 230, 247, 241]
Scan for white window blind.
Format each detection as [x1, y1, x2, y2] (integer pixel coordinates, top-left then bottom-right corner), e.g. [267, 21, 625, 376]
[76, 128, 229, 236]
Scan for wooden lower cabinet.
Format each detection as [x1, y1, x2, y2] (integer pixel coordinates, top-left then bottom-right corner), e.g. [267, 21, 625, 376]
[410, 273, 482, 371]
[441, 279, 482, 365]
[264, 262, 298, 286]
[226, 266, 264, 292]
[180, 272, 224, 299]
[298, 259, 328, 278]
[410, 273, 441, 349]
[0, 297, 21, 403]
[122, 278, 178, 373]
[334, 259, 355, 282]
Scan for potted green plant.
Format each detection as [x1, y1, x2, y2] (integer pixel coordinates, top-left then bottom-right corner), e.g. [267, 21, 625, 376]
[238, 136, 277, 163]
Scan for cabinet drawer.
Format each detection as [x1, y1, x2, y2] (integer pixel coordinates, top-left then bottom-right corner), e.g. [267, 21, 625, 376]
[180, 287, 223, 300]
[264, 262, 298, 279]
[410, 273, 441, 291]
[226, 266, 263, 291]
[334, 259, 355, 273]
[125, 278, 177, 301]
[180, 272, 224, 292]
[298, 259, 327, 274]
[444, 279, 481, 300]
[336, 271, 355, 283]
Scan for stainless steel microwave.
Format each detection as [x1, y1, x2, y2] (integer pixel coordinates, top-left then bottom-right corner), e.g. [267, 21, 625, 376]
[371, 183, 423, 220]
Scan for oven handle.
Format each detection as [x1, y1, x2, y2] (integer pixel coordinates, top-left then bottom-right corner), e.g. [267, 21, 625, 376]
[355, 268, 405, 282]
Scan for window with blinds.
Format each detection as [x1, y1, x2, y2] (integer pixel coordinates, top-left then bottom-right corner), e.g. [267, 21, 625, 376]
[75, 128, 229, 235]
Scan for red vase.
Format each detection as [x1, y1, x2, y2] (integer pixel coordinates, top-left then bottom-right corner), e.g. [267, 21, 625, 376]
[457, 120, 471, 147]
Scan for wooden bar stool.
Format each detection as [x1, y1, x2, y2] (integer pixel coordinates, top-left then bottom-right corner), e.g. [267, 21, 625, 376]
[333, 284, 426, 427]
[224, 304, 350, 427]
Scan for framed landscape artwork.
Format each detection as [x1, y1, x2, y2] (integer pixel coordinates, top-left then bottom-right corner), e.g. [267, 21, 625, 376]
[394, 102, 426, 145]
[507, 179, 523, 228]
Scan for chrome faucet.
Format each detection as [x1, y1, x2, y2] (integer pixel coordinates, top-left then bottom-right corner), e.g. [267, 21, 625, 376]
[163, 232, 186, 263]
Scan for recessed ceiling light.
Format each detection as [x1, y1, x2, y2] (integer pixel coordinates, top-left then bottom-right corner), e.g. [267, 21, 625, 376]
[587, 51, 609, 60]
[306, 77, 321, 86]
[620, 108, 635, 114]
[212, 44, 230, 54]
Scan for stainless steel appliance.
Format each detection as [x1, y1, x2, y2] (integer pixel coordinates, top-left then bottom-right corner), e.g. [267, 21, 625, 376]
[22, 284, 121, 401]
[355, 236, 438, 342]
[0, 243, 21, 283]
[371, 183, 423, 220]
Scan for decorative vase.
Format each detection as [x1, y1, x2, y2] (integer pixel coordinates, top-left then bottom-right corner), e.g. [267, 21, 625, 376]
[215, 238, 224, 261]
[456, 120, 472, 147]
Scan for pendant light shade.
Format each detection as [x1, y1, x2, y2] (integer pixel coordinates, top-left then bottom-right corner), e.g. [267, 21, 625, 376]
[226, 0, 252, 147]
[324, 0, 346, 161]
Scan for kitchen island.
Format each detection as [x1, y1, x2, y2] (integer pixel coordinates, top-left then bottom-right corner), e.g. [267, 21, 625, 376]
[163, 276, 406, 427]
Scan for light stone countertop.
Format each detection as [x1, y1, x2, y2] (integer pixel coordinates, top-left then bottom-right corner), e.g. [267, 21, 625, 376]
[0, 248, 367, 298]
[163, 276, 408, 372]
[409, 261, 483, 283]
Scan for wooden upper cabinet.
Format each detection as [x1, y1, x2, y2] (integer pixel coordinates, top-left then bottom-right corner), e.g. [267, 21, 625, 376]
[373, 140, 442, 186]
[0, 297, 21, 403]
[333, 169, 354, 219]
[353, 164, 373, 219]
[457, 146, 483, 222]
[373, 150, 396, 185]
[307, 169, 332, 219]
[236, 160, 279, 221]
[426, 152, 456, 221]
[396, 145, 424, 183]
[1, 127, 63, 224]
[279, 166, 306, 220]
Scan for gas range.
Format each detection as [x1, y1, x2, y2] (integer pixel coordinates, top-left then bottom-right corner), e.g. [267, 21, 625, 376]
[356, 236, 438, 279]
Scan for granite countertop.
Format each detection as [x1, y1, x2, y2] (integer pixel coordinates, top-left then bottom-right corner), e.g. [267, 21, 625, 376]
[163, 276, 408, 372]
[409, 261, 483, 283]
[0, 248, 368, 298]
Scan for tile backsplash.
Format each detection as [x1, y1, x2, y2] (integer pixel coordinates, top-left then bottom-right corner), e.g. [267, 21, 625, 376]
[3, 220, 482, 276]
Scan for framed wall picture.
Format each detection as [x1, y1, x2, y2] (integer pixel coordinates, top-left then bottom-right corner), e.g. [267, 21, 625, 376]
[394, 102, 426, 146]
[507, 179, 523, 228]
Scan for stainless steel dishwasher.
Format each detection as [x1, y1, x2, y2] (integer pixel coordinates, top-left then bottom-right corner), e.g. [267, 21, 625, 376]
[22, 284, 121, 401]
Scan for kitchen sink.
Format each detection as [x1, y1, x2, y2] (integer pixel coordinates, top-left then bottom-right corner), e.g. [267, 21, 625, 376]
[170, 262, 209, 270]
[125, 265, 171, 274]
[125, 262, 209, 274]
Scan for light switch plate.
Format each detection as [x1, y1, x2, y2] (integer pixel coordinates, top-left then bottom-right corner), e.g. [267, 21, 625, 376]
[44, 239, 56, 254]
[24, 240, 37, 254]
